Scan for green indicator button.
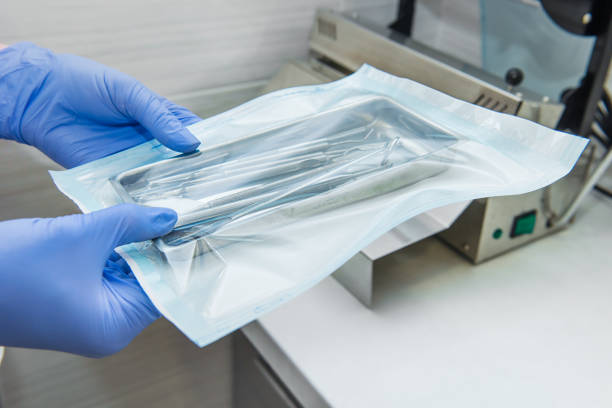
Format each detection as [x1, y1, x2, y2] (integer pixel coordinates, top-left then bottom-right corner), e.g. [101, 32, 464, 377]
[511, 210, 537, 238]
[493, 228, 503, 239]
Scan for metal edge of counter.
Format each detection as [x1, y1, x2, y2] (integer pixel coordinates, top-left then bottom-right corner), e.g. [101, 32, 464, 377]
[241, 322, 331, 408]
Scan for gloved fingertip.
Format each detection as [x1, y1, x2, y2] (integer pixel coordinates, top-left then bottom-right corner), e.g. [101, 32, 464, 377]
[131, 94, 201, 153]
[184, 141, 201, 153]
[103, 204, 179, 248]
[157, 128, 200, 153]
[171, 128, 200, 153]
[149, 207, 178, 235]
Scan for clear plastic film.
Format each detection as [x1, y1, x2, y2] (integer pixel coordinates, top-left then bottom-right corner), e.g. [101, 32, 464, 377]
[480, 0, 593, 101]
[51, 65, 587, 346]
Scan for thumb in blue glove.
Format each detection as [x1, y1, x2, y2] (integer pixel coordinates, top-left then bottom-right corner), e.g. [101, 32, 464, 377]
[0, 204, 177, 357]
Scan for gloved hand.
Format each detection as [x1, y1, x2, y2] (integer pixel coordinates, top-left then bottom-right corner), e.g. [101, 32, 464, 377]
[0, 42, 201, 356]
[0, 42, 201, 168]
[0, 204, 177, 357]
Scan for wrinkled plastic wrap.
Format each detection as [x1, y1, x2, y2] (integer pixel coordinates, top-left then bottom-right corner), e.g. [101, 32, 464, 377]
[51, 65, 587, 346]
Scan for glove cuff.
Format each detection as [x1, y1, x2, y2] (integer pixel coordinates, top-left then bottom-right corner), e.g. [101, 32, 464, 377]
[0, 42, 54, 143]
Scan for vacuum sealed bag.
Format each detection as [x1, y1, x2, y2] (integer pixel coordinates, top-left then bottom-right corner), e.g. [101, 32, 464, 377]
[51, 65, 587, 346]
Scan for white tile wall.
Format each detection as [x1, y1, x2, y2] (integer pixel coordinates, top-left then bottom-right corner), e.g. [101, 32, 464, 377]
[2, 0, 398, 97]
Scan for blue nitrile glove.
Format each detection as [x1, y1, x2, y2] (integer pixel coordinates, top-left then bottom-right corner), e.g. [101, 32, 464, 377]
[0, 204, 177, 357]
[0, 42, 200, 356]
[0, 42, 201, 168]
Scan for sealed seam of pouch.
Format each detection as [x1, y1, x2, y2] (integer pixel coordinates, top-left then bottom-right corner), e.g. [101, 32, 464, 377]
[51, 65, 588, 347]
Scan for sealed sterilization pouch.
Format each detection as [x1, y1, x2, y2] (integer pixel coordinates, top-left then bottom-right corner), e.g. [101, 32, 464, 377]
[51, 65, 587, 347]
